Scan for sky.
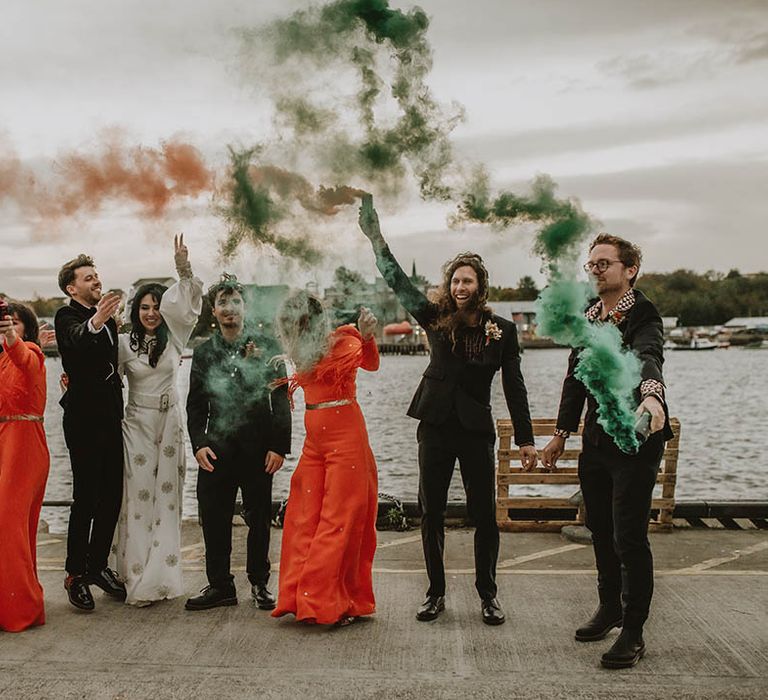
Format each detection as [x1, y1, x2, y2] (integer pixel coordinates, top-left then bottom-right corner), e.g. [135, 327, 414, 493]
[2, 0, 767, 298]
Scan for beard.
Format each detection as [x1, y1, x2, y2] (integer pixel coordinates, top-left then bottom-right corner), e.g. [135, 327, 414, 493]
[452, 291, 483, 325]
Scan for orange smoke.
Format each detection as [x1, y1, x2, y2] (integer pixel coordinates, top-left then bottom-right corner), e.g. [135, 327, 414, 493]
[47, 138, 213, 218]
[0, 136, 213, 220]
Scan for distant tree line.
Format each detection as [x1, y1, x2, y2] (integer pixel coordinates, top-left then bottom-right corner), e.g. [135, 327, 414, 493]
[637, 270, 768, 326]
[490, 270, 768, 326]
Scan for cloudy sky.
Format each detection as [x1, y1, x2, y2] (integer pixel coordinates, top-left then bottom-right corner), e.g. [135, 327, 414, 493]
[2, 0, 767, 298]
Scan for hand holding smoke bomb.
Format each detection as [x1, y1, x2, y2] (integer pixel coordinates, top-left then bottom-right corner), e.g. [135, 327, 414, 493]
[358, 194, 385, 248]
[635, 396, 665, 439]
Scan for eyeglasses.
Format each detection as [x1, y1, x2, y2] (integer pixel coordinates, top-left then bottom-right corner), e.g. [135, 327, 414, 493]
[583, 259, 622, 273]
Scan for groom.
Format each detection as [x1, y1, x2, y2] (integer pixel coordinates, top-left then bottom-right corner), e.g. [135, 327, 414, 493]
[56, 254, 126, 610]
[186, 275, 291, 611]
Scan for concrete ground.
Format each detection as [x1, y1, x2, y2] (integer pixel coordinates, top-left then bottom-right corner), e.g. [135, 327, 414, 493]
[1, 522, 767, 699]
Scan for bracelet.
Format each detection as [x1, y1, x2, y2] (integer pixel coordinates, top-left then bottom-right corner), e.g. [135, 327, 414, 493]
[553, 428, 570, 438]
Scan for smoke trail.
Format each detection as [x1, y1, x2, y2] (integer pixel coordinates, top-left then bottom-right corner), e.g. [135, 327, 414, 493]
[238, 0, 462, 201]
[455, 169, 643, 453]
[0, 136, 212, 220]
[217, 147, 323, 264]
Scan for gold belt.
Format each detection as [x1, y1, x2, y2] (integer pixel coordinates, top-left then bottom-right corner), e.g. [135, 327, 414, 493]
[0, 414, 44, 423]
[305, 399, 353, 411]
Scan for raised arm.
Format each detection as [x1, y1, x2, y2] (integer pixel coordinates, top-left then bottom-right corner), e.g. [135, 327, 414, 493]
[358, 194, 433, 327]
[160, 234, 204, 349]
[1, 321, 45, 378]
[357, 307, 380, 372]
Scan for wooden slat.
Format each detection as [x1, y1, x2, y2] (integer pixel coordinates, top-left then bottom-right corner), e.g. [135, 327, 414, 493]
[498, 520, 576, 533]
[498, 497, 576, 509]
[498, 473, 581, 485]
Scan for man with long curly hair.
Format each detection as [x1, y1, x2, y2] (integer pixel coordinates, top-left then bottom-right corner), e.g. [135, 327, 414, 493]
[359, 195, 538, 626]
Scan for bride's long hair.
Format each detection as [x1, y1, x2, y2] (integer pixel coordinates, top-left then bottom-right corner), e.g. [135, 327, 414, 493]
[276, 291, 332, 374]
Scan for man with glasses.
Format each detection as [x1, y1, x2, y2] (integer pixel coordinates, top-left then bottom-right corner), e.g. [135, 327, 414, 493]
[542, 234, 673, 669]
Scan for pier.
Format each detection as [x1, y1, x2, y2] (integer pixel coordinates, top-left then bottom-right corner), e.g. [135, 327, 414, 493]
[1, 521, 766, 699]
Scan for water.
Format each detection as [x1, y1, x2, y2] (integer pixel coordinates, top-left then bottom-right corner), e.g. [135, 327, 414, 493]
[40, 348, 768, 533]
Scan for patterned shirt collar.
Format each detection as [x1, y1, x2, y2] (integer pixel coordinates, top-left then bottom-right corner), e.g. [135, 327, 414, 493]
[585, 287, 636, 325]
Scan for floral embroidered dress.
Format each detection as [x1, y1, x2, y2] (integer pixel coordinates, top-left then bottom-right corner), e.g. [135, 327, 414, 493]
[0, 340, 50, 631]
[273, 326, 380, 624]
[112, 275, 202, 605]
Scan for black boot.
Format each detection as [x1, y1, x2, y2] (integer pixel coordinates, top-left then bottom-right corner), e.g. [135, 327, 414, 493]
[481, 597, 506, 626]
[416, 595, 445, 621]
[601, 627, 645, 669]
[251, 584, 276, 610]
[185, 585, 237, 611]
[575, 604, 622, 642]
[88, 568, 127, 600]
[65, 575, 95, 611]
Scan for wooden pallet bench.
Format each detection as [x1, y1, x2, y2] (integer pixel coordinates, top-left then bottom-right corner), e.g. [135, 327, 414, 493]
[496, 417, 681, 532]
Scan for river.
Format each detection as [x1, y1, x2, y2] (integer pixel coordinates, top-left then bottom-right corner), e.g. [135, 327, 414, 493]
[40, 347, 768, 533]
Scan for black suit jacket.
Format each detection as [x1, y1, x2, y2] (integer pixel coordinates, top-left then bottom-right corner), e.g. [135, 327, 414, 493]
[556, 289, 674, 447]
[55, 300, 123, 440]
[186, 331, 291, 462]
[375, 245, 534, 444]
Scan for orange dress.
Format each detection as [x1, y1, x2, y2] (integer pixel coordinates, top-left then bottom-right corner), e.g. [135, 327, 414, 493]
[0, 340, 50, 632]
[273, 326, 379, 624]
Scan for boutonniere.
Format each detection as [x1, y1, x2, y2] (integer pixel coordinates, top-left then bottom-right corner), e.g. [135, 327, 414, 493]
[484, 320, 503, 345]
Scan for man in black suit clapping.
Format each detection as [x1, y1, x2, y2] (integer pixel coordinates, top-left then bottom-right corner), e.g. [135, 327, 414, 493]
[55, 254, 126, 610]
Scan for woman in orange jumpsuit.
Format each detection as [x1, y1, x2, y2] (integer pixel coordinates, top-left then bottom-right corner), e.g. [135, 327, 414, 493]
[0, 302, 51, 632]
[272, 294, 379, 625]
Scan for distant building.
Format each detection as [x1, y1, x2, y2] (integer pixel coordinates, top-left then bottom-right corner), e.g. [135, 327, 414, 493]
[487, 301, 538, 332]
[323, 261, 431, 327]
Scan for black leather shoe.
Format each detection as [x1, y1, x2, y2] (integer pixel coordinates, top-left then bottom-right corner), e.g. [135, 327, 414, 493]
[575, 604, 623, 642]
[601, 628, 645, 669]
[416, 595, 445, 621]
[185, 585, 238, 611]
[88, 567, 127, 600]
[251, 584, 276, 610]
[481, 597, 506, 626]
[65, 575, 95, 611]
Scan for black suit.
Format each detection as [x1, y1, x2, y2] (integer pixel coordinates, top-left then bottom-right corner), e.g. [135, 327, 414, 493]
[375, 245, 534, 600]
[55, 300, 124, 577]
[187, 331, 291, 590]
[556, 289, 673, 629]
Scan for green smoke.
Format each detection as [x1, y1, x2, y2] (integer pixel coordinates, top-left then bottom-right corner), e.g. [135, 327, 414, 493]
[218, 146, 321, 264]
[240, 0, 461, 200]
[458, 169, 643, 453]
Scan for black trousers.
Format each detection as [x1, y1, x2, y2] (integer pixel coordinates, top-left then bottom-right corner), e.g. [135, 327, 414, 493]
[196, 445, 273, 590]
[579, 433, 664, 629]
[64, 418, 124, 576]
[417, 417, 498, 600]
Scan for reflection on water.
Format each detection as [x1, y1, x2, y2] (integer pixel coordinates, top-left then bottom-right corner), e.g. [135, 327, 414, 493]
[41, 348, 768, 532]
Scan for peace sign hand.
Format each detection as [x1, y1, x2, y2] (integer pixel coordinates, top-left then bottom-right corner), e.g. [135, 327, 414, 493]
[174, 233, 193, 278]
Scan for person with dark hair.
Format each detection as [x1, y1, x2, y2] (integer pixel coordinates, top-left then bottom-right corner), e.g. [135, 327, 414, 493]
[55, 253, 126, 610]
[272, 293, 380, 626]
[358, 194, 537, 626]
[185, 274, 291, 611]
[542, 233, 673, 669]
[0, 302, 51, 631]
[112, 235, 203, 606]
